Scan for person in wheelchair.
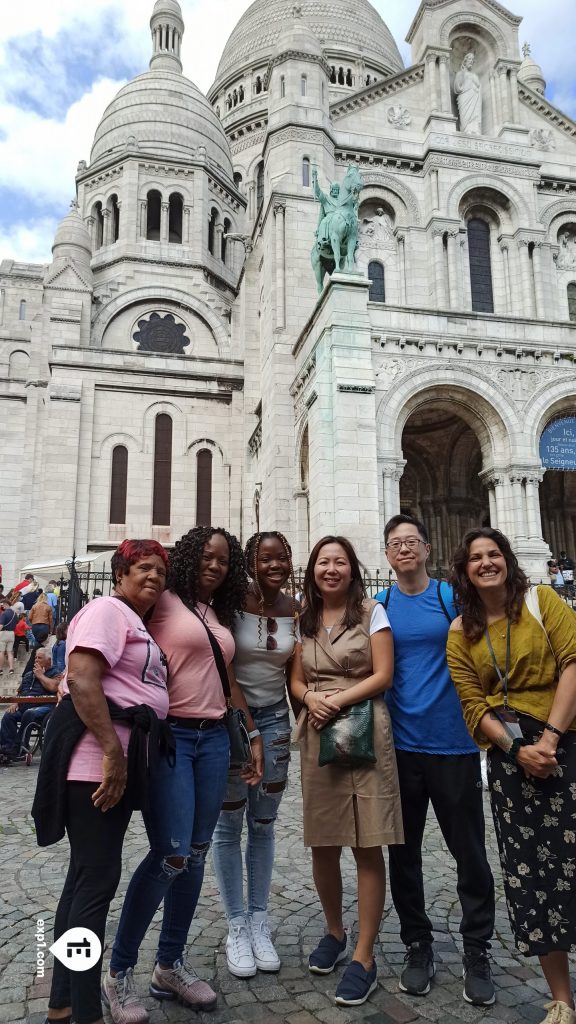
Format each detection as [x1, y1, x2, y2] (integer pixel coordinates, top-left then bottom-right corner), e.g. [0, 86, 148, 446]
[0, 647, 59, 760]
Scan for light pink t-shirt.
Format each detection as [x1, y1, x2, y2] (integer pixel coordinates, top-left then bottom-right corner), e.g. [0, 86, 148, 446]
[63, 597, 169, 782]
[148, 590, 234, 718]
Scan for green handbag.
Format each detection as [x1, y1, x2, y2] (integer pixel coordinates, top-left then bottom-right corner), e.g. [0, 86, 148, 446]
[318, 699, 376, 768]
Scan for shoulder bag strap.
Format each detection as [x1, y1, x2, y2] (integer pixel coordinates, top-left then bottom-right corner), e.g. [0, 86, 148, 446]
[382, 585, 393, 610]
[436, 580, 454, 623]
[524, 586, 556, 659]
[190, 606, 232, 704]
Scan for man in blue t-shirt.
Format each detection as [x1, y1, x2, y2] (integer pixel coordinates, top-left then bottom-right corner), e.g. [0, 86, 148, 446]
[376, 515, 495, 1007]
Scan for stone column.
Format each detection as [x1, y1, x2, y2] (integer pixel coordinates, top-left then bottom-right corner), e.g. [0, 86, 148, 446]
[248, 184, 255, 221]
[139, 201, 147, 238]
[510, 68, 520, 123]
[380, 459, 405, 524]
[489, 73, 500, 130]
[433, 229, 447, 308]
[274, 201, 286, 330]
[438, 55, 451, 113]
[498, 66, 510, 123]
[532, 243, 546, 319]
[460, 232, 472, 310]
[487, 482, 497, 527]
[427, 55, 438, 113]
[160, 202, 169, 243]
[214, 223, 224, 261]
[481, 471, 508, 534]
[102, 209, 111, 247]
[518, 241, 535, 317]
[397, 233, 407, 305]
[86, 216, 96, 249]
[509, 473, 527, 539]
[525, 473, 544, 539]
[500, 243, 512, 313]
[447, 230, 460, 309]
[183, 206, 191, 245]
[430, 168, 440, 213]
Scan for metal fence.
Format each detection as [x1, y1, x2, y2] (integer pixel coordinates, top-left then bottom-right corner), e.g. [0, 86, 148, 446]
[54, 556, 575, 624]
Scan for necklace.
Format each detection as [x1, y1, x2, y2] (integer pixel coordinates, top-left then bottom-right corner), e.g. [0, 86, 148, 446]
[196, 601, 210, 623]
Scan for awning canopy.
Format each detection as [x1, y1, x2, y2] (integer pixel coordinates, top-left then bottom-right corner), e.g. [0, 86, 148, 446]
[19, 551, 114, 581]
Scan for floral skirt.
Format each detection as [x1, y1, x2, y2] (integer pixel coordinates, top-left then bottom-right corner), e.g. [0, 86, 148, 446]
[488, 713, 576, 956]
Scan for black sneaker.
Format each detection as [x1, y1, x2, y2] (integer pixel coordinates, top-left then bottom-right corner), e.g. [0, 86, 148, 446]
[463, 952, 495, 1006]
[399, 941, 435, 996]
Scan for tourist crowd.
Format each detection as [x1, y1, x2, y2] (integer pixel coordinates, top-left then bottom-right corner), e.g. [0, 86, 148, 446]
[1, 521, 575, 1024]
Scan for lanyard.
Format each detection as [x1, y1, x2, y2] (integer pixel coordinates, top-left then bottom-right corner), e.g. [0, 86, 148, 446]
[484, 620, 511, 707]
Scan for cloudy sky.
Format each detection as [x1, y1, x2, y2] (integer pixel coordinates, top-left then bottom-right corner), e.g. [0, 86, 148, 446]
[0, 0, 574, 264]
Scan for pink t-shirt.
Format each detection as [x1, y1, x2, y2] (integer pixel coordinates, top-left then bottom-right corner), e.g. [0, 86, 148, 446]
[63, 597, 169, 782]
[148, 590, 234, 718]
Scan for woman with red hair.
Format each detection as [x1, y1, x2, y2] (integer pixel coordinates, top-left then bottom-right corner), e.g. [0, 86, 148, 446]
[33, 539, 172, 1024]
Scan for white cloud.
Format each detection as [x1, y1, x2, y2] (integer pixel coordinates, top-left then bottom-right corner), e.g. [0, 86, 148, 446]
[0, 216, 56, 264]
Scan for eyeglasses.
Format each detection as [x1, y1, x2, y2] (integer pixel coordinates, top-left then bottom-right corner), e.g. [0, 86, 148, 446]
[266, 617, 278, 651]
[385, 536, 424, 553]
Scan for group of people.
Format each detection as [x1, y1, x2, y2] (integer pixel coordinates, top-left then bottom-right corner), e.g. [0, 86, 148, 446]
[548, 551, 575, 593]
[20, 519, 576, 1024]
[0, 573, 60, 678]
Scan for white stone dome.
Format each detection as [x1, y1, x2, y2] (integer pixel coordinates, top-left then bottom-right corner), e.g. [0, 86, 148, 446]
[272, 14, 323, 59]
[90, 70, 234, 180]
[518, 46, 546, 95]
[213, 0, 403, 90]
[52, 204, 92, 262]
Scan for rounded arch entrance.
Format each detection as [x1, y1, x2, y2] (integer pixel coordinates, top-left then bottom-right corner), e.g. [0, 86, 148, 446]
[388, 384, 512, 569]
[400, 403, 490, 568]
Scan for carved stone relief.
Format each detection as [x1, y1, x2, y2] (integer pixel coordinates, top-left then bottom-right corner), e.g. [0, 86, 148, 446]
[530, 128, 555, 151]
[387, 105, 411, 129]
[358, 208, 396, 255]
[133, 312, 191, 354]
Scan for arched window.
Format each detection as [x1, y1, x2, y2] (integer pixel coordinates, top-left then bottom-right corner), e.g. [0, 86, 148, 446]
[346, 68, 353, 87]
[146, 190, 161, 241]
[208, 207, 218, 255]
[227, 94, 232, 110]
[93, 202, 104, 249]
[368, 261, 385, 302]
[152, 414, 172, 526]
[468, 218, 494, 313]
[18, 299, 26, 320]
[280, 75, 286, 98]
[255, 76, 263, 95]
[196, 449, 213, 526]
[233, 89, 238, 107]
[168, 192, 183, 243]
[301, 74, 307, 96]
[338, 67, 345, 85]
[109, 445, 128, 524]
[108, 194, 120, 242]
[568, 283, 576, 323]
[239, 85, 244, 102]
[256, 162, 264, 211]
[216, 105, 220, 118]
[302, 157, 310, 187]
[234, 172, 243, 190]
[330, 66, 336, 84]
[222, 217, 231, 263]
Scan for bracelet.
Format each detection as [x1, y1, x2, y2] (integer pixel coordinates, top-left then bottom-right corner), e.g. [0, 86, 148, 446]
[302, 689, 312, 707]
[248, 729, 261, 740]
[543, 722, 564, 738]
[505, 737, 528, 763]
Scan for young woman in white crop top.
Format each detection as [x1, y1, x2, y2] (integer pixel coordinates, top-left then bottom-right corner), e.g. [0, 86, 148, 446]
[212, 531, 299, 978]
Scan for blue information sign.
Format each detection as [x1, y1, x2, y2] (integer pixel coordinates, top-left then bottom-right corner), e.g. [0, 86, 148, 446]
[540, 416, 576, 471]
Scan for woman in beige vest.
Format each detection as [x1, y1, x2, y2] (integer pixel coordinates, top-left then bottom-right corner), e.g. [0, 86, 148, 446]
[291, 536, 403, 1007]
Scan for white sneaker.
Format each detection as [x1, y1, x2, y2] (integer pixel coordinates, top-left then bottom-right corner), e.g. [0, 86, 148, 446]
[540, 1002, 576, 1024]
[248, 911, 281, 972]
[226, 915, 257, 978]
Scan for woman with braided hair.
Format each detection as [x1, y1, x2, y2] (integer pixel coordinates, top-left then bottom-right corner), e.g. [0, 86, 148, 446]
[104, 527, 263, 1023]
[212, 531, 299, 978]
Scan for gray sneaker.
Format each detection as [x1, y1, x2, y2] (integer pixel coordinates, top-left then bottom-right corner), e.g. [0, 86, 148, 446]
[101, 967, 149, 1024]
[399, 942, 436, 996]
[149, 959, 217, 1010]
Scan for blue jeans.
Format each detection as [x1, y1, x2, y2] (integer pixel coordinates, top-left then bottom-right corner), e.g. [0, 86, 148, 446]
[212, 699, 291, 919]
[0, 705, 50, 755]
[110, 722, 230, 970]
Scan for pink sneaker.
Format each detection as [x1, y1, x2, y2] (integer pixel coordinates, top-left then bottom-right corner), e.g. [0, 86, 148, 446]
[149, 959, 217, 1010]
[101, 967, 149, 1024]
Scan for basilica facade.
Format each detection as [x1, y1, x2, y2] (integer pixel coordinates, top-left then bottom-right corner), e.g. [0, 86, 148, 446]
[1, 0, 575, 580]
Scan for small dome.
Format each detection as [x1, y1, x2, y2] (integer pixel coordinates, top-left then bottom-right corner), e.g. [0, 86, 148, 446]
[152, 0, 182, 14]
[90, 70, 234, 180]
[212, 0, 403, 93]
[52, 204, 92, 262]
[518, 43, 546, 95]
[273, 13, 323, 59]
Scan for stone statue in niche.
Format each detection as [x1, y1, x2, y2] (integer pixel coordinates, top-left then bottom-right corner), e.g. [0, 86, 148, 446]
[557, 229, 576, 271]
[358, 208, 396, 253]
[454, 52, 482, 135]
[310, 164, 363, 292]
[133, 312, 191, 354]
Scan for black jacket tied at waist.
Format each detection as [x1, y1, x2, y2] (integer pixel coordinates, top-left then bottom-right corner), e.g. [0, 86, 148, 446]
[31, 695, 175, 847]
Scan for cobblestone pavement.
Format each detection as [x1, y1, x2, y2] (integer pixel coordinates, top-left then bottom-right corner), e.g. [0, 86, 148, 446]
[1, 750, 574, 1024]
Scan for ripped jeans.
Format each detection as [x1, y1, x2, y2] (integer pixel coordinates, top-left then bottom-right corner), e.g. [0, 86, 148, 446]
[212, 699, 291, 919]
[110, 722, 230, 971]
